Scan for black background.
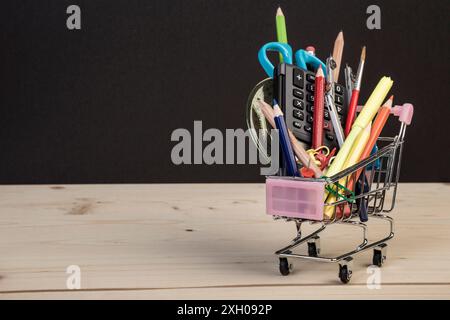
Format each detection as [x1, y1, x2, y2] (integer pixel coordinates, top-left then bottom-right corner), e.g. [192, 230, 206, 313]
[0, 0, 449, 184]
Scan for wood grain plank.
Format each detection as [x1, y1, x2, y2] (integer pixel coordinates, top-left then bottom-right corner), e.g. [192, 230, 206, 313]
[1, 285, 449, 300]
[0, 183, 449, 298]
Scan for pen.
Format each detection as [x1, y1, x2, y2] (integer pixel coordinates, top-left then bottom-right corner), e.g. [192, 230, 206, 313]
[344, 46, 366, 136]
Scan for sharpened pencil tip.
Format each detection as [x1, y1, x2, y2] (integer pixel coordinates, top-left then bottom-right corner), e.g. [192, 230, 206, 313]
[316, 67, 324, 77]
[276, 7, 284, 16]
[384, 96, 394, 108]
[273, 104, 283, 116]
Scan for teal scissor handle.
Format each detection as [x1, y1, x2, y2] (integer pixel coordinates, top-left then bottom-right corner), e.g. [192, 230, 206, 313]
[295, 49, 327, 75]
[258, 42, 293, 78]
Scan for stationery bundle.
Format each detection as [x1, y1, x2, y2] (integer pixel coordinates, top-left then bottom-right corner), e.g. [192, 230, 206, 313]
[246, 7, 414, 282]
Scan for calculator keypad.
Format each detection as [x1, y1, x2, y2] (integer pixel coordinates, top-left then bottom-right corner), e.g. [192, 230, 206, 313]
[293, 69, 304, 88]
[293, 89, 304, 99]
[274, 63, 348, 150]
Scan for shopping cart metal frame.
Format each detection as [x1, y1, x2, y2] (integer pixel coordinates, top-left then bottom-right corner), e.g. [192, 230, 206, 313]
[268, 103, 413, 283]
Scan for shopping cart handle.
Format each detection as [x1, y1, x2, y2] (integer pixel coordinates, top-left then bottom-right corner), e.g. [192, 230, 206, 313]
[392, 103, 414, 125]
[356, 103, 414, 125]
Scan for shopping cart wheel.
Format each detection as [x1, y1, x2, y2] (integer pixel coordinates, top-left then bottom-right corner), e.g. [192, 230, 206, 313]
[338, 257, 353, 284]
[307, 236, 320, 257]
[279, 257, 291, 276]
[372, 243, 387, 267]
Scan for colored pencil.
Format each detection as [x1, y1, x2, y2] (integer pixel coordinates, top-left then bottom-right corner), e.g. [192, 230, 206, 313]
[273, 101, 298, 176]
[347, 96, 393, 192]
[312, 67, 325, 149]
[276, 7, 288, 62]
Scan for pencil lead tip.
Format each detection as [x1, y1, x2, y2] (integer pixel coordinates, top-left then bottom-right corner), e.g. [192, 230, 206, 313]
[316, 66, 324, 77]
[276, 7, 284, 16]
[384, 96, 394, 108]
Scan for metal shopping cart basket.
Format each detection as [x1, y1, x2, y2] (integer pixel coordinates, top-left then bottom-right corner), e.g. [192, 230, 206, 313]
[265, 103, 414, 283]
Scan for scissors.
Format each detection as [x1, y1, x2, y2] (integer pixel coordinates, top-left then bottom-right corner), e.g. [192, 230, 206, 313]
[258, 42, 327, 78]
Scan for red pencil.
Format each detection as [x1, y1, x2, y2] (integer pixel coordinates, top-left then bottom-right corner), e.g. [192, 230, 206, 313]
[312, 67, 325, 149]
[344, 46, 366, 137]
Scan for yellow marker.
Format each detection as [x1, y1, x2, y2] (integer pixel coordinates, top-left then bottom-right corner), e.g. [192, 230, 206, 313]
[343, 123, 371, 170]
[326, 76, 393, 178]
[324, 124, 371, 217]
[323, 76, 393, 218]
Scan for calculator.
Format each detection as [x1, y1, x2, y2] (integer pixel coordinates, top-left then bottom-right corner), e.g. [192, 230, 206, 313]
[273, 63, 348, 150]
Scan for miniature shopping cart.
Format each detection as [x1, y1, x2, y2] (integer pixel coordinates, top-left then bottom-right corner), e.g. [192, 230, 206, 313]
[266, 103, 414, 283]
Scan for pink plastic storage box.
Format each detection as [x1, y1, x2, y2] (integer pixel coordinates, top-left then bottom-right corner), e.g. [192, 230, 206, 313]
[266, 176, 326, 221]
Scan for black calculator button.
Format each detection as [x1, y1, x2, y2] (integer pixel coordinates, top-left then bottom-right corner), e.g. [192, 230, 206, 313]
[324, 121, 331, 131]
[304, 124, 312, 133]
[293, 89, 304, 99]
[293, 121, 302, 129]
[324, 110, 330, 120]
[307, 115, 314, 124]
[293, 69, 304, 89]
[306, 74, 315, 83]
[336, 105, 343, 114]
[326, 134, 334, 141]
[293, 99, 304, 109]
[335, 94, 344, 105]
[306, 83, 315, 92]
[293, 110, 304, 120]
[307, 104, 314, 113]
[334, 84, 344, 95]
[307, 94, 314, 103]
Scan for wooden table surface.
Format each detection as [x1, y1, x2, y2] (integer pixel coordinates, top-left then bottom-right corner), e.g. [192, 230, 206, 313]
[0, 183, 449, 299]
